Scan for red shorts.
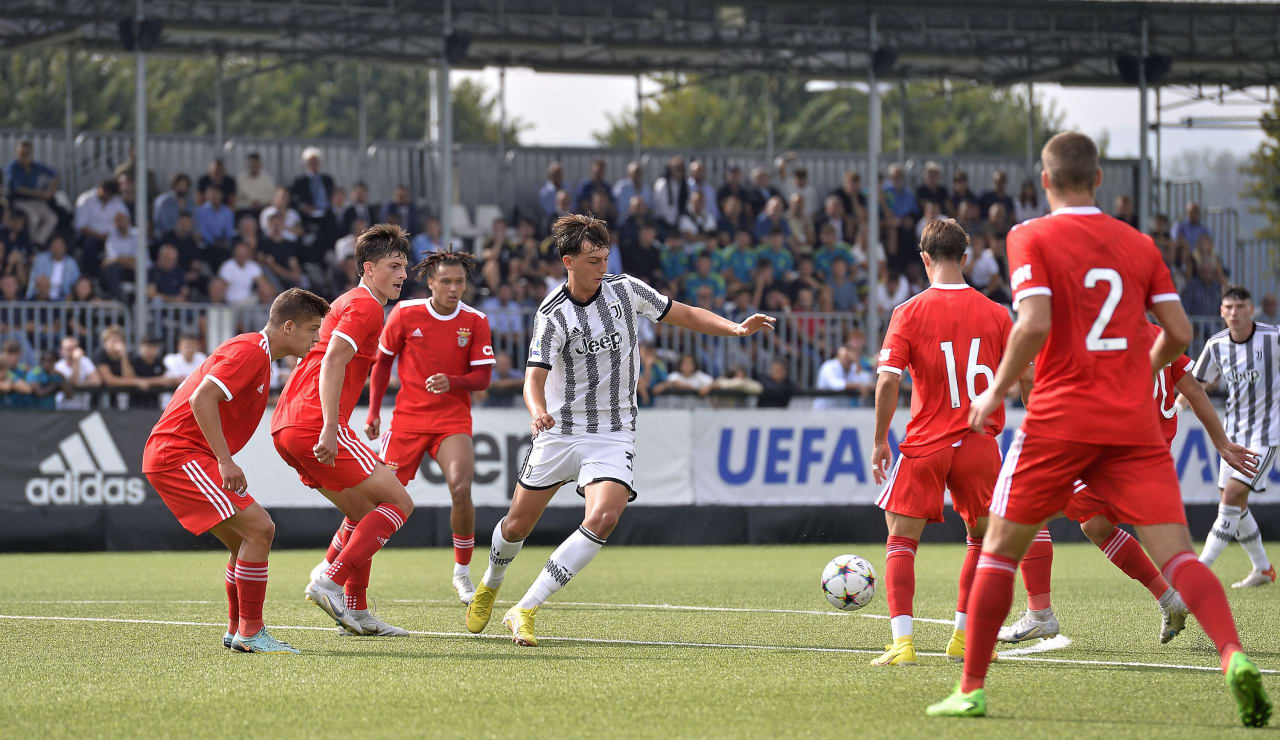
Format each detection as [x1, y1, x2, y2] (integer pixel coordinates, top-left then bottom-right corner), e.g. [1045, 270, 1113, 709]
[379, 429, 471, 486]
[875, 431, 999, 528]
[992, 429, 1186, 527]
[1062, 480, 1115, 524]
[272, 424, 385, 492]
[145, 456, 255, 535]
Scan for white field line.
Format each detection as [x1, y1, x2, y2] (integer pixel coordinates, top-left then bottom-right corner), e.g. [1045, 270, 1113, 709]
[0, 613, 1261, 676]
[998, 634, 1074, 656]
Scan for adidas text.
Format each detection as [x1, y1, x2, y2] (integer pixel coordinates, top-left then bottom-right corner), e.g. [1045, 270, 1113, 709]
[26, 473, 146, 506]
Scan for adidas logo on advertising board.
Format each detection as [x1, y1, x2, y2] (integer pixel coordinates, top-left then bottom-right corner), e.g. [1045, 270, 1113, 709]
[25, 413, 146, 506]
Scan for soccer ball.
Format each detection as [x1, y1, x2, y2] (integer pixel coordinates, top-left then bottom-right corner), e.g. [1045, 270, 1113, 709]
[821, 554, 877, 611]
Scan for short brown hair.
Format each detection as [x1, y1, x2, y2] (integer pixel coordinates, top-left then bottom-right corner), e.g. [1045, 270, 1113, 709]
[1041, 132, 1099, 193]
[267, 287, 331, 327]
[919, 218, 969, 262]
[353, 223, 412, 277]
[551, 213, 609, 257]
[1222, 285, 1252, 304]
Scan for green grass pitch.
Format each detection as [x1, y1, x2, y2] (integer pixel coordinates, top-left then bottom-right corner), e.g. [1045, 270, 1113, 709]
[2, 542, 1276, 738]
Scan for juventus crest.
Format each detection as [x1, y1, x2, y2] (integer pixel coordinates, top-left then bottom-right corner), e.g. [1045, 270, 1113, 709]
[608, 301, 624, 321]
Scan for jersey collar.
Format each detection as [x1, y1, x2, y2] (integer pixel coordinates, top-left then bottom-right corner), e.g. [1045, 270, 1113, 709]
[929, 283, 969, 290]
[1231, 322, 1257, 344]
[562, 282, 602, 308]
[426, 298, 461, 321]
[258, 330, 271, 359]
[1049, 206, 1102, 217]
[357, 280, 383, 304]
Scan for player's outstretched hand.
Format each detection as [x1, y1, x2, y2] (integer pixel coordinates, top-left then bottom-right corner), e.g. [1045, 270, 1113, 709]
[364, 416, 381, 441]
[218, 459, 247, 496]
[313, 428, 338, 466]
[530, 411, 555, 438]
[426, 373, 451, 394]
[968, 387, 1002, 432]
[734, 313, 777, 337]
[871, 443, 893, 486]
[1218, 441, 1260, 479]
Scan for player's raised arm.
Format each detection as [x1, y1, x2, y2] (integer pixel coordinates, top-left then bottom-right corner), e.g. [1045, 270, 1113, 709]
[1175, 371, 1259, 478]
[661, 300, 775, 337]
[969, 294, 1050, 432]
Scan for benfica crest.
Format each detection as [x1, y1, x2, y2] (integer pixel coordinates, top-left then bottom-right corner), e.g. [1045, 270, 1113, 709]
[457, 328, 472, 347]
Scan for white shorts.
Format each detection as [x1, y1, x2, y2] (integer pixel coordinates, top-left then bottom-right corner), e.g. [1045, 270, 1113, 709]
[518, 430, 637, 501]
[1218, 447, 1277, 493]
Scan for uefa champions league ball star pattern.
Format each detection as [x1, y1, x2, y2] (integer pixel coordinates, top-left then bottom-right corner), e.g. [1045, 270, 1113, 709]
[821, 554, 877, 611]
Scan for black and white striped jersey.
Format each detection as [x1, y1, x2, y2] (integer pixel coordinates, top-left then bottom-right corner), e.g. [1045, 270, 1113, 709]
[527, 275, 672, 436]
[1194, 322, 1280, 449]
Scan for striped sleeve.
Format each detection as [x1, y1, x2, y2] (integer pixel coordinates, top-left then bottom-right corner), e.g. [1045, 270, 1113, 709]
[620, 274, 672, 322]
[1193, 338, 1220, 383]
[526, 310, 561, 370]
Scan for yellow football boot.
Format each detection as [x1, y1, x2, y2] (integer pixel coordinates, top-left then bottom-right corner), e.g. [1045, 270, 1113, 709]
[465, 582, 499, 634]
[870, 636, 917, 666]
[501, 604, 539, 647]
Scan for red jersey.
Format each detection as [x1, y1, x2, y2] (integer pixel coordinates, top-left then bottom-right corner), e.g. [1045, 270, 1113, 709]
[271, 284, 384, 432]
[1008, 206, 1180, 446]
[378, 299, 495, 433]
[879, 283, 1013, 456]
[1148, 322, 1194, 446]
[142, 332, 272, 472]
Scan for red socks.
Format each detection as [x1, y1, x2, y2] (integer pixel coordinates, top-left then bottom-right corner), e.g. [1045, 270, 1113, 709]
[1100, 528, 1170, 600]
[961, 552, 1018, 692]
[885, 536, 919, 621]
[344, 560, 371, 611]
[224, 562, 238, 635]
[956, 536, 982, 620]
[233, 560, 268, 638]
[325, 504, 407, 586]
[1163, 552, 1243, 673]
[1021, 528, 1054, 612]
[325, 518, 357, 563]
[453, 533, 475, 566]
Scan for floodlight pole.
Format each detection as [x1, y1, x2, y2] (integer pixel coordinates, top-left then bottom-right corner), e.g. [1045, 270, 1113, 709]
[439, 0, 453, 249]
[133, 0, 149, 341]
[634, 73, 643, 160]
[765, 75, 775, 165]
[357, 62, 369, 180]
[498, 65, 507, 214]
[64, 44, 75, 195]
[1138, 17, 1150, 231]
[866, 14, 881, 351]
[897, 80, 907, 166]
[1154, 85, 1162, 214]
[214, 53, 224, 151]
[1025, 82, 1035, 180]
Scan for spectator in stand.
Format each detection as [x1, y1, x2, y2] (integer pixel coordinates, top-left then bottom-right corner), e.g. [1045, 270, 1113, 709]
[751, 259, 789, 313]
[882, 163, 919, 248]
[753, 197, 791, 243]
[0, 222, 28, 289]
[163, 333, 207, 383]
[117, 173, 138, 227]
[54, 335, 99, 410]
[876, 263, 911, 315]
[218, 242, 269, 305]
[545, 189, 573, 236]
[0, 273, 18, 302]
[102, 211, 139, 299]
[1180, 259, 1224, 316]
[235, 152, 276, 215]
[915, 200, 944, 242]
[147, 243, 187, 303]
[915, 162, 949, 216]
[717, 165, 749, 216]
[164, 211, 205, 277]
[0, 339, 33, 407]
[950, 170, 979, 215]
[687, 160, 720, 220]
[538, 161, 564, 218]
[718, 229, 756, 286]
[0, 207, 32, 260]
[756, 359, 794, 408]
[112, 145, 158, 205]
[260, 211, 303, 289]
[1112, 194, 1138, 228]
[94, 325, 142, 405]
[195, 184, 235, 248]
[480, 217, 516, 290]
[587, 189, 616, 228]
[411, 215, 443, 260]
[747, 166, 781, 218]
[333, 216, 365, 264]
[654, 353, 714, 397]
[1172, 201, 1212, 248]
[27, 234, 78, 300]
[813, 194, 855, 246]
[329, 255, 358, 297]
[6, 140, 60, 247]
[152, 173, 193, 235]
[636, 343, 668, 408]
[196, 158, 236, 207]
[826, 255, 861, 312]
[26, 350, 65, 410]
[27, 274, 53, 301]
[827, 170, 868, 226]
[617, 195, 649, 251]
[622, 223, 664, 284]
[955, 199, 981, 236]
[132, 336, 177, 408]
[784, 167, 818, 219]
[757, 227, 794, 277]
[341, 181, 379, 236]
[815, 335, 875, 408]
[612, 160, 653, 213]
[786, 193, 816, 252]
[978, 169, 1015, 226]
[1191, 233, 1225, 281]
[235, 212, 260, 251]
[290, 147, 337, 255]
[788, 254, 823, 302]
[259, 185, 303, 242]
[576, 158, 613, 212]
[652, 156, 689, 237]
[1255, 293, 1279, 325]
[382, 184, 419, 235]
[482, 351, 525, 408]
[717, 194, 752, 238]
[984, 202, 1011, 241]
[75, 178, 129, 278]
[684, 252, 726, 304]
[1014, 180, 1046, 224]
[479, 281, 523, 340]
[678, 190, 718, 238]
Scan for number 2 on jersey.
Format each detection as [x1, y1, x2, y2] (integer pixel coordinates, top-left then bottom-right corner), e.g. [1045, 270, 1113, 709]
[939, 338, 995, 408]
[1084, 268, 1127, 351]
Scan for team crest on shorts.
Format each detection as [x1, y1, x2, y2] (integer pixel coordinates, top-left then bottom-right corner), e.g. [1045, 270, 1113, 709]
[457, 328, 471, 347]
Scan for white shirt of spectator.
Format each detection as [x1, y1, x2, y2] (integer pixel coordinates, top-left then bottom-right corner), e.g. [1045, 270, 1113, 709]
[163, 351, 207, 381]
[1013, 199, 1046, 225]
[236, 170, 277, 208]
[218, 259, 264, 303]
[49, 260, 66, 299]
[679, 209, 718, 237]
[814, 357, 873, 409]
[74, 190, 129, 237]
[54, 355, 97, 410]
[334, 234, 356, 263]
[105, 225, 140, 260]
[877, 275, 912, 314]
[259, 205, 302, 241]
[971, 248, 1001, 289]
[667, 369, 714, 391]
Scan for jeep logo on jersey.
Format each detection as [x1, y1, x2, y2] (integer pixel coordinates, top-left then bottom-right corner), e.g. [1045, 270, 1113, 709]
[1226, 368, 1262, 386]
[457, 328, 471, 347]
[571, 331, 624, 356]
[24, 412, 147, 506]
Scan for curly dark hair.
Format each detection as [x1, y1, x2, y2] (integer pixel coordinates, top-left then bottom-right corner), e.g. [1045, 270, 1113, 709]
[413, 248, 477, 281]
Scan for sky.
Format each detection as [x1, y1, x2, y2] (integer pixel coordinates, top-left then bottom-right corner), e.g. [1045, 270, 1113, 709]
[451, 67, 1270, 163]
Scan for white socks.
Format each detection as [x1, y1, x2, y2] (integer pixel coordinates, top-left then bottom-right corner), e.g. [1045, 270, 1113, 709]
[890, 615, 913, 640]
[1199, 504, 1243, 566]
[953, 611, 967, 632]
[481, 519, 524, 588]
[1236, 509, 1272, 572]
[516, 526, 605, 610]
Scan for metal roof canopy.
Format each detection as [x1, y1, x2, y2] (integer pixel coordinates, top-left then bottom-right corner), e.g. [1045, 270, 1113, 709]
[0, 1, 1277, 89]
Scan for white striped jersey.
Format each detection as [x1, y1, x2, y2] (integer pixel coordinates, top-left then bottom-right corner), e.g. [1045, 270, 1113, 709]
[1194, 322, 1280, 449]
[527, 274, 672, 436]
